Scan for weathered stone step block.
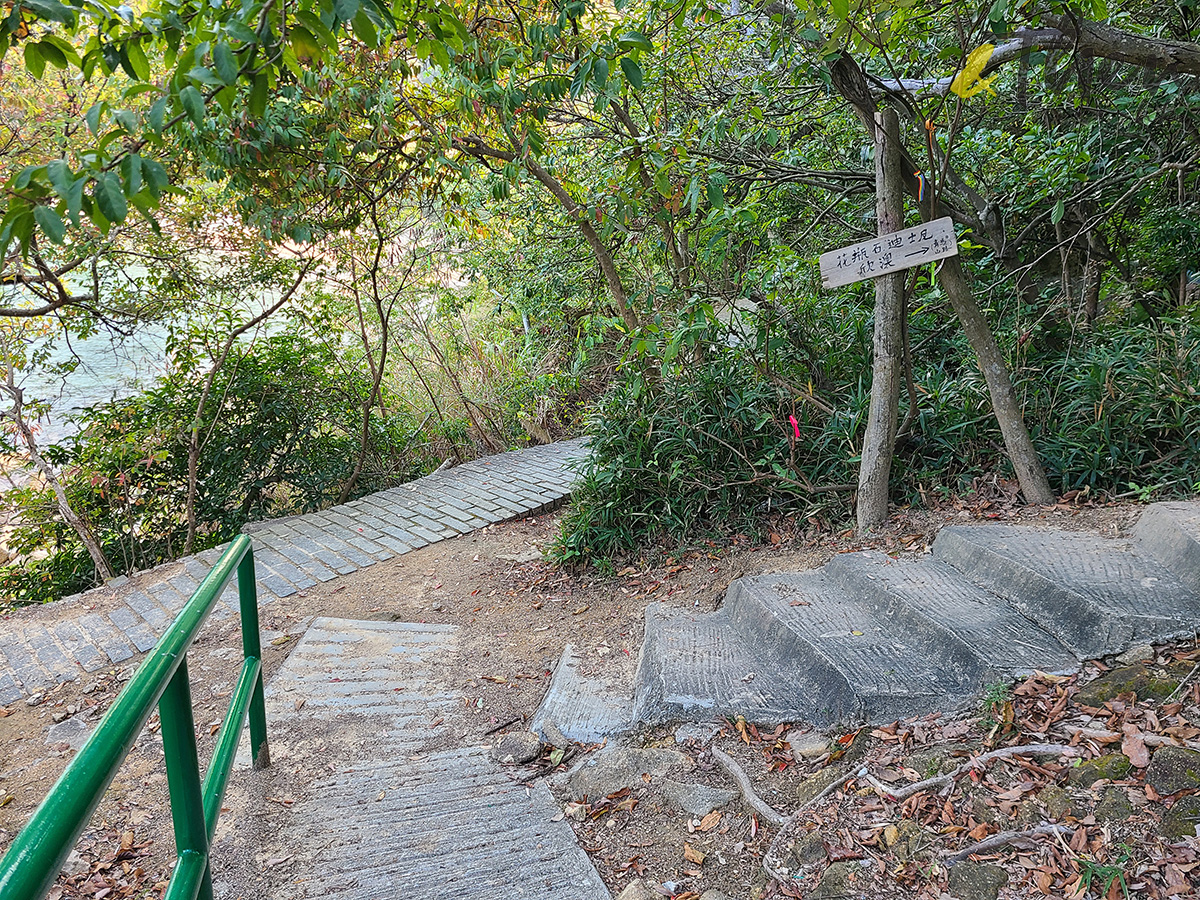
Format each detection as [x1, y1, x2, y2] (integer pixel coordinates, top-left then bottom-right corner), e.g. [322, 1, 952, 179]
[726, 573, 980, 723]
[934, 525, 1200, 659]
[824, 550, 1079, 677]
[633, 603, 831, 725]
[1134, 501, 1200, 595]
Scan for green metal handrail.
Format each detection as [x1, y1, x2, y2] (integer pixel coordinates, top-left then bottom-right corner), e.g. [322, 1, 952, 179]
[0, 535, 269, 900]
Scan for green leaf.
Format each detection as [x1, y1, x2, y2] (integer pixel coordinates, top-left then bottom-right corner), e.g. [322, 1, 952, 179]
[619, 56, 642, 89]
[799, 26, 822, 41]
[37, 39, 67, 69]
[22, 0, 76, 26]
[85, 102, 103, 135]
[63, 176, 84, 226]
[334, 0, 360, 22]
[142, 158, 168, 198]
[289, 27, 322, 64]
[653, 168, 671, 198]
[125, 39, 150, 80]
[212, 41, 238, 84]
[120, 154, 142, 196]
[830, 0, 849, 20]
[46, 159, 71, 196]
[593, 57, 608, 89]
[249, 72, 269, 118]
[352, 9, 378, 46]
[94, 173, 128, 224]
[23, 41, 46, 79]
[1051, 198, 1065, 225]
[616, 30, 652, 52]
[179, 85, 205, 125]
[148, 96, 168, 133]
[33, 205, 66, 244]
[113, 108, 138, 133]
[707, 180, 724, 209]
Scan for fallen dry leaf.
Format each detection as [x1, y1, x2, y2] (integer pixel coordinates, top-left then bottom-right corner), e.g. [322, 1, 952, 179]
[1122, 724, 1150, 768]
[683, 843, 706, 865]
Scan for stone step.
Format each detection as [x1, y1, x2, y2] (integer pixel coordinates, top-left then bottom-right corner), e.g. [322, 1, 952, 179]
[530, 644, 634, 746]
[824, 550, 1079, 677]
[725, 573, 981, 723]
[632, 603, 826, 726]
[934, 524, 1200, 659]
[1133, 501, 1200, 595]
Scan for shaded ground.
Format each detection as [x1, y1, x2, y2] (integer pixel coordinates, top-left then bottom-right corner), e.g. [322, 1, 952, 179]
[0, 496, 1196, 898]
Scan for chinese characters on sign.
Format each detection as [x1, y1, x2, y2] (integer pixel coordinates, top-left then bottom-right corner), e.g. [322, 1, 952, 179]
[818, 216, 960, 289]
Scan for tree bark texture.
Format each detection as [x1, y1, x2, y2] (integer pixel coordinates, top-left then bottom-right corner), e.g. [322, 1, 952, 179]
[857, 108, 905, 531]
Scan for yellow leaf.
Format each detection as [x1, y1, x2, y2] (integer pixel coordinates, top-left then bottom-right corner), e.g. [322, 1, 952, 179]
[950, 44, 998, 99]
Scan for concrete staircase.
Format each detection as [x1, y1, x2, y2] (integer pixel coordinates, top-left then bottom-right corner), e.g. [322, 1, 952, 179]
[534, 501, 1200, 738]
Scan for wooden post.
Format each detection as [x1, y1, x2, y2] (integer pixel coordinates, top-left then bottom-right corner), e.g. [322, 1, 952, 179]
[857, 108, 905, 531]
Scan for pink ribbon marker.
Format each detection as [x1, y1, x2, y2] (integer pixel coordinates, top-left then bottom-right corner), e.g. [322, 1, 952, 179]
[789, 415, 800, 440]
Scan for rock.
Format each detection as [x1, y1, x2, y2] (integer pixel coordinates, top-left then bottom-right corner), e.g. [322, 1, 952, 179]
[675, 722, 722, 746]
[810, 861, 860, 899]
[787, 830, 827, 869]
[661, 779, 735, 816]
[1037, 785, 1073, 820]
[884, 819, 932, 863]
[568, 747, 690, 801]
[1075, 663, 1191, 707]
[786, 728, 832, 759]
[490, 731, 542, 765]
[907, 748, 957, 778]
[59, 848, 89, 877]
[46, 715, 92, 752]
[1161, 795, 1200, 840]
[1114, 644, 1155, 666]
[539, 719, 571, 750]
[1146, 747, 1200, 795]
[1093, 787, 1133, 822]
[947, 861, 1007, 900]
[1067, 754, 1131, 788]
[614, 879, 654, 900]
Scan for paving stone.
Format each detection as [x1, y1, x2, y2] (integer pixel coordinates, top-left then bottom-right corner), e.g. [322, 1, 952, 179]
[25, 628, 79, 682]
[0, 672, 23, 704]
[257, 573, 298, 599]
[531, 644, 633, 745]
[78, 613, 134, 664]
[123, 589, 172, 629]
[52, 622, 107, 673]
[253, 548, 318, 590]
[107, 606, 159, 653]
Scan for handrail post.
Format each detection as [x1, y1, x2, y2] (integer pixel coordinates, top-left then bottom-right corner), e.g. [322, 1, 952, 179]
[238, 545, 270, 769]
[159, 657, 214, 900]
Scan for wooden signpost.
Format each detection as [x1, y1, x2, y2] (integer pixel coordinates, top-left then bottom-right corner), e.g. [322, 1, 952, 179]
[818, 216, 959, 289]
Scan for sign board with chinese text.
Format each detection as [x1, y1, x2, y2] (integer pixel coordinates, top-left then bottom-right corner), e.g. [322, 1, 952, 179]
[818, 216, 959, 289]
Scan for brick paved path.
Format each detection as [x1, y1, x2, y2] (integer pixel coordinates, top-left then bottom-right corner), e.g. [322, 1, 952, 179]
[0, 440, 588, 704]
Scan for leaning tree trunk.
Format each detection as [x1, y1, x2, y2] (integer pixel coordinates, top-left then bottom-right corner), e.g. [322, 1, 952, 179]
[857, 108, 906, 531]
[4, 384, 114, 581]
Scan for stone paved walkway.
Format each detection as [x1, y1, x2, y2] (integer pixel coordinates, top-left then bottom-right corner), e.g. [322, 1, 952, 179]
[0, 439, 588, 704]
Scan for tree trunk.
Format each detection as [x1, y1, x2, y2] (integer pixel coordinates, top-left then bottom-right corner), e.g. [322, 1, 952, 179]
[857, 109, 905, 531]
[3, 384, 114, 581]
[930, 248, 1056, 504]
[829, 53, 1055, 507]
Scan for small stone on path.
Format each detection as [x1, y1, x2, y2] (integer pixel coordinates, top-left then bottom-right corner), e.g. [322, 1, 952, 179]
[947, 861, 1008, 900]
[568, 746, 690, 801]
[786, 728, 832, 759]
[46, 715, 91, 751]
[490, 731, 542, 765]
[660, 779, 735, 816]
[1146, 746, 1200, 795]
